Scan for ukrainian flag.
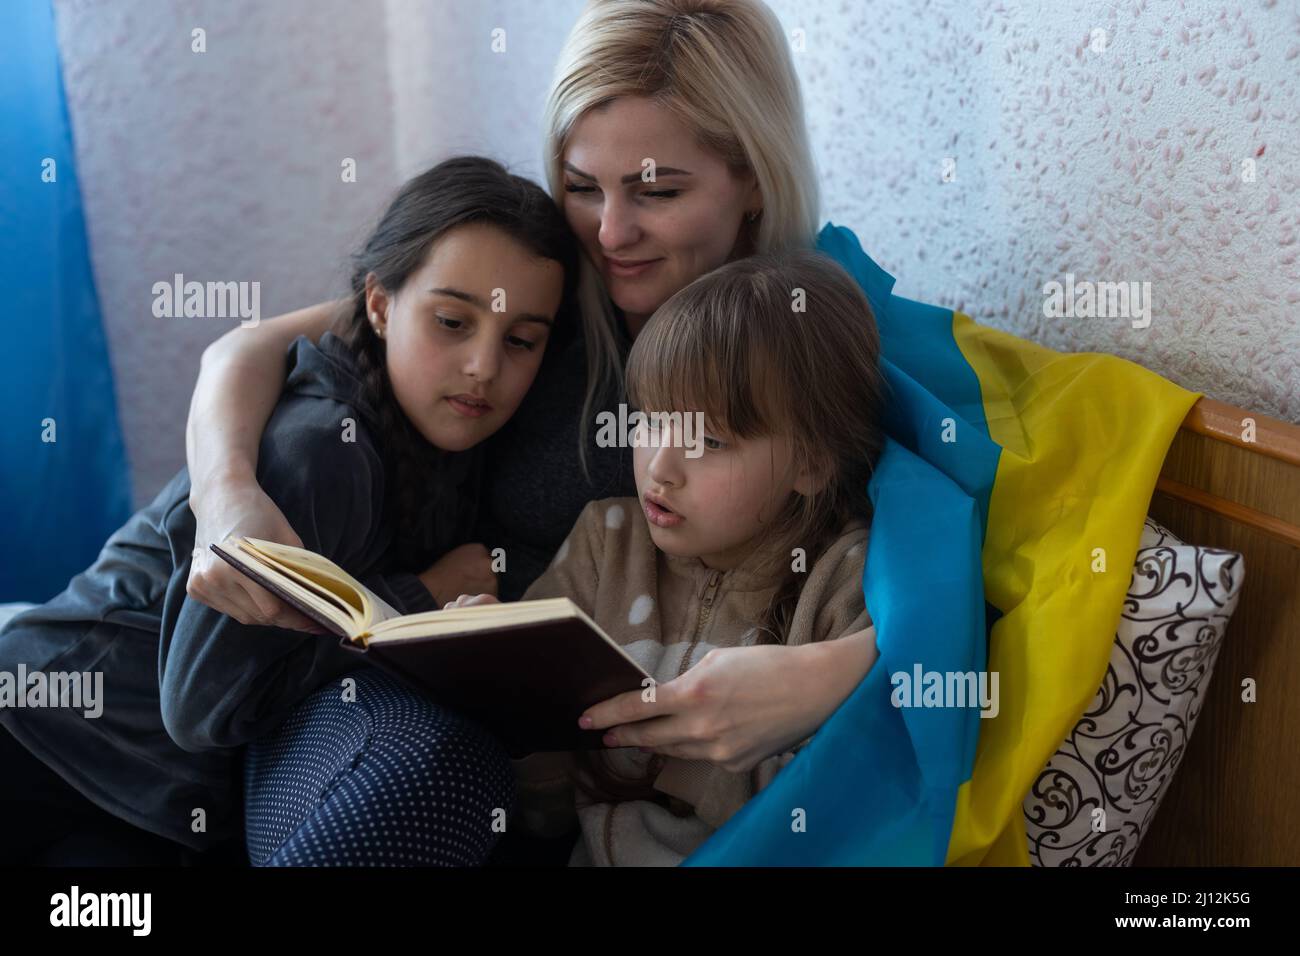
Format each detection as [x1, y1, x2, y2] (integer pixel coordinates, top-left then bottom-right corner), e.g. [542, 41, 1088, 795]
[683, 223, 1197, 866]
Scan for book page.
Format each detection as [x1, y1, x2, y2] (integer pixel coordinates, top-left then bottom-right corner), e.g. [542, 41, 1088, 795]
[366, 593, 404, 625]
[370, 597, 578, 637]
[239, 538, 376, 627]
[212, 542, 358, 637]
[367, 597, 648, 676]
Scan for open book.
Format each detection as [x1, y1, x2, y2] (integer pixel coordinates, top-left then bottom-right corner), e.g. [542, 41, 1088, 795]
[210, 537, 651, 756]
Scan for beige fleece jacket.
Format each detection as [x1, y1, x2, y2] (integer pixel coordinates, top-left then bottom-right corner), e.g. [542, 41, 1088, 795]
[513, 496, 871, 866]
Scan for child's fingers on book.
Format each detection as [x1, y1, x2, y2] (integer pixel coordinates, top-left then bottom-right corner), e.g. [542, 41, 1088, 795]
[204, 574, 284, 627]
[246, 586, 317, 631]
[190, 549, 269, 621]
[186, 563, 255, 623]
[184, 554, 219, 603]
[236, 580, 291, 625]
[446, 593, 496, 609]
[284, 616, 328, 634]
[211, 586, 264, 625]
[272, 607, 323, 632]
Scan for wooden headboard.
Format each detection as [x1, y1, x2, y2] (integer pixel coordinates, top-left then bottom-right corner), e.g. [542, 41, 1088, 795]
[1133, 398, 1300, 866]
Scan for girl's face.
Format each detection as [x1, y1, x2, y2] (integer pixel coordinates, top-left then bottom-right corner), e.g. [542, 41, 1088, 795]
[631, 417, 815, 570]
[366, 222, 564, 452]
[561, 96, 761, 337]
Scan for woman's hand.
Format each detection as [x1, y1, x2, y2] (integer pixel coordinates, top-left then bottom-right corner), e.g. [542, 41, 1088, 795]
[186, 476, 322, 632]
[580, 627, 879, 774]
[442, 592, 500, 609]
[418, 544, 498, 607]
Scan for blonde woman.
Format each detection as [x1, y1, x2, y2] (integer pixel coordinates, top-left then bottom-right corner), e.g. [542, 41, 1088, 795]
[185, 0, 880, 865]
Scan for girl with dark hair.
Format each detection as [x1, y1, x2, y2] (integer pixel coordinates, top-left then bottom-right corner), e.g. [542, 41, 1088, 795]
[0, 156, 578, 865]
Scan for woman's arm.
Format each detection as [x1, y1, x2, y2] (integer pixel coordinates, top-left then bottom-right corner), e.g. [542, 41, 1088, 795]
[187, 300, 337, 508]
[184, 301, 338, 628]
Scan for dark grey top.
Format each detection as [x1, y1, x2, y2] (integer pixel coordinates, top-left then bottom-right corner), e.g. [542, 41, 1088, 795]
[474, 314, 638, 600]
[0, 332, 478, 850]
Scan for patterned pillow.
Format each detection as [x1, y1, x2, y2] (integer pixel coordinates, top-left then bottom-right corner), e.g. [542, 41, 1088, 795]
[1023, 517, 1244, 866]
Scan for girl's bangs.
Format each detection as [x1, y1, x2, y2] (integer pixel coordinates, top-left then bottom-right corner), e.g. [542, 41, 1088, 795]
[625, 295, 781, 440]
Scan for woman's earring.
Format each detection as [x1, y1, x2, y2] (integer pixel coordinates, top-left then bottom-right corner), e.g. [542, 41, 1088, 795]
[370, 312, 384, 338]
[746, 209, 761, 223]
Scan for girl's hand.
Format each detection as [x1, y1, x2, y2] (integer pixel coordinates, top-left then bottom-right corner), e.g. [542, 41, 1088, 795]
[443, 593, 500, 609]
[418, 543, 498, 607]
[579, 628, 878, 774]
[186, 478, 324, 633]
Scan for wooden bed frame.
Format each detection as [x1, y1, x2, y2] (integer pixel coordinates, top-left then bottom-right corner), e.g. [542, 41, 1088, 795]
[1133, 398, 1300, 866]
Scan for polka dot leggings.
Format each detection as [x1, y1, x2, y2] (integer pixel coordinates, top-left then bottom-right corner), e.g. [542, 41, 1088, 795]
[244, 667, 516, 866]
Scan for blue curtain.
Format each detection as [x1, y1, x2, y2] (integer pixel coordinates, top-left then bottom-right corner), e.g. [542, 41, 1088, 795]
[0, 0, 131, 601]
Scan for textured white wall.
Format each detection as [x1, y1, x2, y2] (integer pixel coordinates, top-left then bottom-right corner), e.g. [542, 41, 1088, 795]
[789, 0, 1298, 422]
[52, 0, 1299, 504]
[383, 0, 585, 183]
[51, 0, 400, 505]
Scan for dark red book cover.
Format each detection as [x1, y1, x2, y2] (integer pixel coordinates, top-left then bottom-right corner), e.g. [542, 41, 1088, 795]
[212, 542, 648, 756]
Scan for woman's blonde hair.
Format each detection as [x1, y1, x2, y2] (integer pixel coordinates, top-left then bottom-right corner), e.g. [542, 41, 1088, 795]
[542, 0, 822, 469]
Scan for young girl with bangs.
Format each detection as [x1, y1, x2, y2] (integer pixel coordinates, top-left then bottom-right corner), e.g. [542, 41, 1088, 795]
[446, 249, 887, 865]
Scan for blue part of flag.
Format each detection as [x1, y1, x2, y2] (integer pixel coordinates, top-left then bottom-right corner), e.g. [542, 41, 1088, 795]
[817, 224, 999, 529]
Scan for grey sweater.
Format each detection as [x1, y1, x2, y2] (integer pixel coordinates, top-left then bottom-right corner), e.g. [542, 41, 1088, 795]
[0, 333, 478, 850]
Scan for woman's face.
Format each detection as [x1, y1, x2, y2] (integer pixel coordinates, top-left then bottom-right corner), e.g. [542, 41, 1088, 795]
[561, 96, 761, 336]
[366, 222, 564, 452]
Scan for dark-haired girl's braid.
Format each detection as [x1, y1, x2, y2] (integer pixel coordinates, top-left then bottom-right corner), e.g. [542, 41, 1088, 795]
[339, 299, 453, 574]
